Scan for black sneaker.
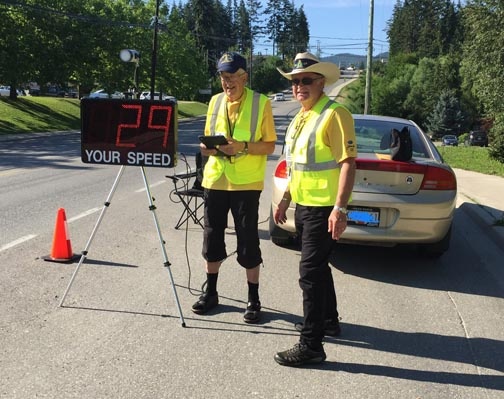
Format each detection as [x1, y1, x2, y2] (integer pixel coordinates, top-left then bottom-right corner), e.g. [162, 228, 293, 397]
[274, 343, 326, 367]
[243, 301, 261, 324]
[191, 291, 218, 314]
[294, 319, 341, 337]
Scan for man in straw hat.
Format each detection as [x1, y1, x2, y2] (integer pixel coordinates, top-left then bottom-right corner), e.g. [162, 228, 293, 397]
[273, 52, 357, 366]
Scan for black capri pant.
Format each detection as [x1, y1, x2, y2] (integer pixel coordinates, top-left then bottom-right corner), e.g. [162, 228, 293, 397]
[202, 189, 263, 269]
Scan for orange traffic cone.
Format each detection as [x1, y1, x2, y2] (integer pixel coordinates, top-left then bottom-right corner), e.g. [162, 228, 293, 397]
[43, 208, 77, 263]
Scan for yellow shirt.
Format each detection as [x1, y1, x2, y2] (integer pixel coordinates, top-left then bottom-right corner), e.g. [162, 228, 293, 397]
[322, 105, 357, 162]
[204, 90, 277, 191]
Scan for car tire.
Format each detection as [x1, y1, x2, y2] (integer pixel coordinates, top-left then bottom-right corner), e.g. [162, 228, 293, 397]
[417, 226, 451, 258]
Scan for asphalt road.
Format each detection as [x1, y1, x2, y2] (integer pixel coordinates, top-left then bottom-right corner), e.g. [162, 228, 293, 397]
[0, 89, 503, 398]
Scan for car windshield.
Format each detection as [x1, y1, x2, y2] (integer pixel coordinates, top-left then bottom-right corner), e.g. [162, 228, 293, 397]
[354, 118, 429, 159]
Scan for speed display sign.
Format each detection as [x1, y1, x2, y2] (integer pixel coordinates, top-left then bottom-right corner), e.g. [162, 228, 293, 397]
[80, 98, 178, 168]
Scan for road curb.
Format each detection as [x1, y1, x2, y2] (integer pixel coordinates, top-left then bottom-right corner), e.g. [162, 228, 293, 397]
[0, 130, 79, 142]
[457, 193, 504, 250]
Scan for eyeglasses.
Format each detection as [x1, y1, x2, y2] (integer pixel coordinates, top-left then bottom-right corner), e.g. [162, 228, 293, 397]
[291, 76, 324, 86]
[219, 72, 246, 82]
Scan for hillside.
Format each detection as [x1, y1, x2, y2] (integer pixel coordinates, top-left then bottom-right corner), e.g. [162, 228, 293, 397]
[322, 52, 389, 69]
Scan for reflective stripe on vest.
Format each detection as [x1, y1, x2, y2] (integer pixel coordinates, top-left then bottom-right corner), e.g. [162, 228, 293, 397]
[290, 99, 341, 171]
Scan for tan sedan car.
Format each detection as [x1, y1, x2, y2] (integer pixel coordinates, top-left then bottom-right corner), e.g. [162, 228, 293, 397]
[269, 114, 457, 258]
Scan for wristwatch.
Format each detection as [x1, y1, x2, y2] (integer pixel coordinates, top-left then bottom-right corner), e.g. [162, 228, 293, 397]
[242, 141, 249, 154]
[333, 205, 348, 214]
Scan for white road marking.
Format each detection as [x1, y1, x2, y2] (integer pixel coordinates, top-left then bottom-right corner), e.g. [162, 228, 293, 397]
[1, 179, 163, 253]
[67, 207, 101, 223]
[134, 180, 166, 193]
[0, 234, 37, 252]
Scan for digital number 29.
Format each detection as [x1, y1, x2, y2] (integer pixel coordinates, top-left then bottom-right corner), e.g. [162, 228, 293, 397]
[116, 104, 172, 148]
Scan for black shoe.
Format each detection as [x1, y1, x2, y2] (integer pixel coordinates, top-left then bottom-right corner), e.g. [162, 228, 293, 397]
[191, 291, 218, 314]
[294, 319, 341, 337]
[243, 301, 261, 324]
[274, 343, 326, 367]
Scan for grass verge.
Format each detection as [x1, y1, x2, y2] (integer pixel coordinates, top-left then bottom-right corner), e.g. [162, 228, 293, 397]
[0, 97, 207, 135]
[438, 145, 504, 178]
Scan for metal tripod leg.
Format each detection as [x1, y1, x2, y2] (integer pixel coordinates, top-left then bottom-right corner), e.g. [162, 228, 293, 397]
[59, 165, 126, 307]
[58, 166, 186, 327]
[140, 166, 185, 327]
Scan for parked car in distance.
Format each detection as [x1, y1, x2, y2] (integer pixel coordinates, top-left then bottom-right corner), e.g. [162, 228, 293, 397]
[139, 91, 176, 102]
[273, 92, 285, 101]
[0, 85, 11, 96]
[66, 89, 78, 98]
[45, 86, 67, 97]
[88, 89, 124, 99]
[269, 114, 457, 258]
[441, 134, 458, 146]
[466, 130, 488, 147]
[0, 86, 26, 96]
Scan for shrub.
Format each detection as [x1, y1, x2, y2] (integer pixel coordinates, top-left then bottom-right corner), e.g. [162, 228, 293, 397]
[488, 115, 504, 163]
[459, 132, 469, 144]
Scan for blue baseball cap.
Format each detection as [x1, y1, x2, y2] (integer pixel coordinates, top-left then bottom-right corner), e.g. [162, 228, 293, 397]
[217, 52, 247, 73]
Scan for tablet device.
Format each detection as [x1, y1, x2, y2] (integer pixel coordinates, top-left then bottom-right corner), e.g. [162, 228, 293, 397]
[198, 135, 229, 149]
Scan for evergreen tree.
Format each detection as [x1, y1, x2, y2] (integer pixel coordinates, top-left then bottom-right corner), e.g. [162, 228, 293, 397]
[245, 0, 265, 54]
[156, 6, 208, 99]
[236, 0, 252, 54]
[263, 0, 284, 56]
[387, 0, 461, 58]
[426, 89, 465, 138]
[293, 5, 310, 55]
[462, 0, 504, 161]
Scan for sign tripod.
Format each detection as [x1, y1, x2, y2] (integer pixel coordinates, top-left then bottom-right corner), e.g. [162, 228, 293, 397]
[58, 165, 186, 327]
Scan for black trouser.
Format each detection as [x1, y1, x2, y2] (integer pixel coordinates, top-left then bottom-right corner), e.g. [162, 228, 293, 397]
[295, 204, 339, 349]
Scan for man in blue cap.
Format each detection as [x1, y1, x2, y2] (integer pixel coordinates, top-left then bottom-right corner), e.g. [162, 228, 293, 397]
[192, 52, 277, 324]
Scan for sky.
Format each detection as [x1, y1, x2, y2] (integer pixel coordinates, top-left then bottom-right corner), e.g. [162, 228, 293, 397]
[254, 0, 395, 57]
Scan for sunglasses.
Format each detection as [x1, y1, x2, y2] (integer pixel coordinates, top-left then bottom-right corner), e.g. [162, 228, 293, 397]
[291, 76, 324, 86]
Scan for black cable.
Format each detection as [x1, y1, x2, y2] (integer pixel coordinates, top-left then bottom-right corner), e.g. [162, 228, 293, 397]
[167, 153, 269, 297]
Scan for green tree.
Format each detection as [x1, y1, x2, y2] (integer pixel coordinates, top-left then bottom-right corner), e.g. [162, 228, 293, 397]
[387, 0, 461, 58]
[251, 54, 284, 94]
[156, 6, 208, 99]
[426, 89, 465, 138]
[245, 0, 265, 55]
[292, 5, 309, 55]
[263, 0, 284, 56]
[461, 0, 504, 161]
[371, 54, 417, 118]
[235, 0, 252, 54]
[0, 1, 34, 97]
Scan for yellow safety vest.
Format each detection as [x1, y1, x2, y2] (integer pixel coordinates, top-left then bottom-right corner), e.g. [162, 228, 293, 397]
[203, 87, 268, 185]
[286, 96, 343, 206]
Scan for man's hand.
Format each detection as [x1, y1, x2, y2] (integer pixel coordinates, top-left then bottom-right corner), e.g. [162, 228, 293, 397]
[274, 199, 290, 225]
[199, 143, 219, 157]
[328, 210, 347, 240]
[214, 139, 243, 156]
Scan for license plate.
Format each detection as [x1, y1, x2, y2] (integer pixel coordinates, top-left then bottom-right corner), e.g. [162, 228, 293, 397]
[347, 206, 380, 227]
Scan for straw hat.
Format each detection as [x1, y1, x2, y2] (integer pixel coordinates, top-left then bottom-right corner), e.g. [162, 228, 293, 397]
[277, 52, 340, 86]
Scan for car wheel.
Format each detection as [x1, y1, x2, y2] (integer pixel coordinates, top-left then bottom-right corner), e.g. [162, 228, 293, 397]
[417, 226, 451, 258]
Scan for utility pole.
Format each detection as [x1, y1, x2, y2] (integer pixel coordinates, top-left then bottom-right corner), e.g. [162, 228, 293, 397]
[364, 0, 374, 115]
[150, 0, 160, 98]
